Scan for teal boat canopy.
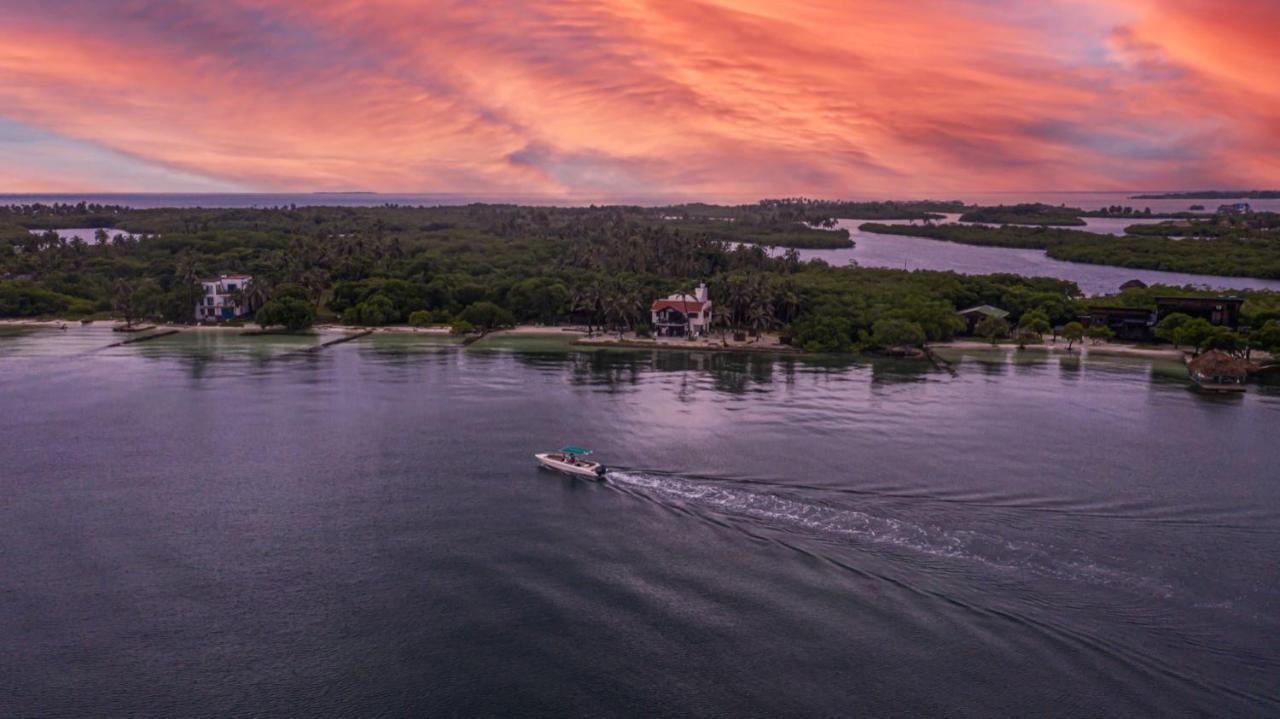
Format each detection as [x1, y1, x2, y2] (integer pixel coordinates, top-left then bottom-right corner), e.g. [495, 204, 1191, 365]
[560, 446, 593, 455]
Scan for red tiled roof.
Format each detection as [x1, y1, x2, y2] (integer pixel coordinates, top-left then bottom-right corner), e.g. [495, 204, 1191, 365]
[651, 299, 706, 313]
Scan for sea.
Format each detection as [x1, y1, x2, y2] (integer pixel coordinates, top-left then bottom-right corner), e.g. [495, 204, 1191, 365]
[1, 327, 1278, 717]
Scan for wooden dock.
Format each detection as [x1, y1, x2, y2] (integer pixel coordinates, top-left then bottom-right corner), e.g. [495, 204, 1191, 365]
[104, 329, 180, 348]
[299, 329, 374, 352]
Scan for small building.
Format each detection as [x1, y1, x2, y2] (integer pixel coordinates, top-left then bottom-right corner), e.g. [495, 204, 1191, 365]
[1155, 296, 1242, 330]
[1082, 306, 1154, 341]
[650, 283, 713, 337]
[1187, 350, 1248, 392]
[1218, 202, 1252, 214]
[1119, 279, 1148, 291]
[197, 274, 254, 321]
[956, 305, 1009, 335]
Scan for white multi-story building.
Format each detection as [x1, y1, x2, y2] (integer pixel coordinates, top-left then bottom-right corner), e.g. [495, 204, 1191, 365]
[196, 274, 253, 321]
[650, 283, 713, 337]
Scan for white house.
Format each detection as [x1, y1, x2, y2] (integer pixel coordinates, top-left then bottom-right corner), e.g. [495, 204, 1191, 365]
[650, 283, 713, 337]
[196, 274, 253, 321]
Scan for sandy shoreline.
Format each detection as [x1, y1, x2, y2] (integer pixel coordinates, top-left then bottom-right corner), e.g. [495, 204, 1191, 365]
[931, 338, 1192, 361]
[3, 319, 1270, 364]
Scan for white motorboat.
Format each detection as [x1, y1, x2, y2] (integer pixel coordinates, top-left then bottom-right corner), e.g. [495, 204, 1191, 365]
[535, 446, 607, 480]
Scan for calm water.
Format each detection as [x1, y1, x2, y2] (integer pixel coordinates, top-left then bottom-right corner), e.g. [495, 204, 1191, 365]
[804, 220, 1280, 296]
[2, 327, 1278, 717]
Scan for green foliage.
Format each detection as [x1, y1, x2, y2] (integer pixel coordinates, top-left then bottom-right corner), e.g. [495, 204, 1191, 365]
[1061, 321, 1085, 349]
[1086, 324, 1115, 344]
[634, 323, 651, 338]
[1200, 328, 1244, 356]
[1176, 317, 1218, 350]
[254, 297, 316, 331]
[272, 283, 310, 302]
[790, 315, 853, 353]
[344, 294, 397, 326]
[1251, 320, 1280, 355]
[0, 280, 79, 316]
[457, 301, 515, 330]
[1154, 312, 1193, 347]
[959, 204, 1086, 226]
[975, 314, 1008, 345]
[1014, 326, 1042, 348]
[506, 278, 569, 322]
[870, 318, 926, 349]
[13, 202, 1249, 358]
[1017, 309, 1052, 339]
[408, 310, 437, 327]
[450, 319, 475, 336]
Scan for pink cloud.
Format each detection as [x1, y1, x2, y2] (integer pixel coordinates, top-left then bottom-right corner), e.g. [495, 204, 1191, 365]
[0, 0, 1276, 196]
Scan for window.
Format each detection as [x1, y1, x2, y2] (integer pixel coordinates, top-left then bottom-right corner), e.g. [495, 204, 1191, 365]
[206, 297, 214, 306]
[688, 312, 699, 318]
[225, 283, 237, 291]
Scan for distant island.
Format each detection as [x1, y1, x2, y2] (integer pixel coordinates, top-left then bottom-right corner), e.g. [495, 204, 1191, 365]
[3, 199, 1279, 357]
[1131, 190, 1280, 200]
[959, 203, 1086, 226]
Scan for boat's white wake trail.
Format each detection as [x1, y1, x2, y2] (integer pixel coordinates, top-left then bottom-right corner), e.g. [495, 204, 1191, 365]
[607, 470, 1171, 595]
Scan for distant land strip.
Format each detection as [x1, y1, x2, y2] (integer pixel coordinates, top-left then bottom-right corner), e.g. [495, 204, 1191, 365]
[1131, 191, 1280, 200]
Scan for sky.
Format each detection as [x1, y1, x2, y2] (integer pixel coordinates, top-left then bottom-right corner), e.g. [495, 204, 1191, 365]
[1, 0, 1277, 199]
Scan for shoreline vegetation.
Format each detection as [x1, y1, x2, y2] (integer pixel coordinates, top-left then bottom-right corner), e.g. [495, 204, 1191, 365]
[3, 199, 1280, 365]
[9, 317, 1269, 367]
[858, 219, 1280, 279]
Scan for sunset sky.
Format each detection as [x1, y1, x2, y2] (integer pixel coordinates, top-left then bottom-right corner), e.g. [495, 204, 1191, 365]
[1, 0, 1277, 198]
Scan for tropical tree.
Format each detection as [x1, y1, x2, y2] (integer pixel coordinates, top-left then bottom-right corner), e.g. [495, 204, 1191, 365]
[1086, 324, 1114, 345]
[457, 301, 515, 331]
[870, 319, 926, 349]
[791, 314, 853, 353]
[1061, 321, 1085, 350]
[112, 278, 160, 327]
[254, 297, 316, 331]
[1017, 309, 1052, 340]
[1176, 317, 1218, 354]
[1154, 312, 1193, 348]
[1251, 320, 1280, 357]
[975, 314, 1008, 346]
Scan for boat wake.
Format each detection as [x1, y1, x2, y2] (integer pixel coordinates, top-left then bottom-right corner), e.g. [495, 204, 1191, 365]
[606, 469, 1172, 596]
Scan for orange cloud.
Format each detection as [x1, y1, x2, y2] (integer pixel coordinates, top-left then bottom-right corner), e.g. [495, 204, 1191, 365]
[0, 0, 1276, 196]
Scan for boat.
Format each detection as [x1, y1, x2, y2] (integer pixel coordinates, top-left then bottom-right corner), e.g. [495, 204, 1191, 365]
[535, 446, 607, 479]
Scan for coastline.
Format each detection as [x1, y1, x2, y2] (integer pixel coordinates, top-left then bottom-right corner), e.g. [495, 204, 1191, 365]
[3, 319, 1271, 365]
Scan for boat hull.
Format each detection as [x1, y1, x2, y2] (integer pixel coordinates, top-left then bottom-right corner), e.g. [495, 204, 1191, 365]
[535, 453, 606, 480]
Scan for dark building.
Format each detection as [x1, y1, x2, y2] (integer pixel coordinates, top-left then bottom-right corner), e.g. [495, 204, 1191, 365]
[956, 305, 1010, 335]
[1155, 296, 1243, 330]
[1081, 307, 1154, 341]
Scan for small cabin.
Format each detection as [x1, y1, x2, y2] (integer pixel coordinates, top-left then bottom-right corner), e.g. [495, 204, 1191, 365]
[956, 305, 1009, 335]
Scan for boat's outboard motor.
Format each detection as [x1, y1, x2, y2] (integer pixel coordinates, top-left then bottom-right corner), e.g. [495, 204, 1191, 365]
[595, 465, 607, 479]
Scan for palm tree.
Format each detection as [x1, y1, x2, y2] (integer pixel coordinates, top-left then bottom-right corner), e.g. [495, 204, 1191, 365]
[244, 278, 272, 314]
[747, 302, 774, 340]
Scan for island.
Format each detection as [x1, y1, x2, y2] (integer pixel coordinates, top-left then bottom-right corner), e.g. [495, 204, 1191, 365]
[3, 200, 1279, 360]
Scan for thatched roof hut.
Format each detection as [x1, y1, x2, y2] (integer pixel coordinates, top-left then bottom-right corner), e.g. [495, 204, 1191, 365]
[1187, 350, 1249, 385]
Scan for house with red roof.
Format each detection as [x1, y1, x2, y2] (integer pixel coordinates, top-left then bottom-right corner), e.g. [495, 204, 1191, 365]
[651, 283, 713, 337]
